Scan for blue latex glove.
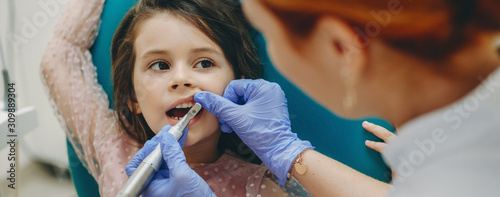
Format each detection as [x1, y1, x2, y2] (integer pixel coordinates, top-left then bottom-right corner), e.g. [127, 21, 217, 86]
[194, 79, 314, 185]
[125, 125, 215, 197]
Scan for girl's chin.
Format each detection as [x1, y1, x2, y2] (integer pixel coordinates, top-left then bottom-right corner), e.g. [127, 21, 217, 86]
[182, 128, 222, 147]
[182, 136, 200, 148]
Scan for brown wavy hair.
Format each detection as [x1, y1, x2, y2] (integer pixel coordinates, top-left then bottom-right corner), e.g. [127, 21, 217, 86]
[259, 0, 500, 60]
[111, 0, 263, 163]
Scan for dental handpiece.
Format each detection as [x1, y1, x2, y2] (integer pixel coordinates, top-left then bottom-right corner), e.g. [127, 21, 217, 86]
[116, 103, 202, 197]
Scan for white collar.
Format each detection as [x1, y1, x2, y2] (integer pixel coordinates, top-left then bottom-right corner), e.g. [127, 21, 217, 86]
[383, 67, 500, 167]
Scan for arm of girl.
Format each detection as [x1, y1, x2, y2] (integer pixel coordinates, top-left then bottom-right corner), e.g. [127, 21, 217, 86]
[40, 0, 138, 196]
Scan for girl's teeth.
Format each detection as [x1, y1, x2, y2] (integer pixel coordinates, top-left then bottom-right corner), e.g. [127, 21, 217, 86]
[175, 103, 194, 108]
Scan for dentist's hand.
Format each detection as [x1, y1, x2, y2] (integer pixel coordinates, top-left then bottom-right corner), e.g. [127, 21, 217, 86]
[194, 79, 313, 185]
[125, 125, 215, 197]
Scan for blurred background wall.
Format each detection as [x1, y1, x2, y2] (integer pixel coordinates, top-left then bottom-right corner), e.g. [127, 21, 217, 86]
[0, 0, 76, 196]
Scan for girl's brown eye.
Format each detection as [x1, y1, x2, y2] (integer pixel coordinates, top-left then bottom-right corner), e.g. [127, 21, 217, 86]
[150, 61, 170, 71]
[194, 59, 215, 69]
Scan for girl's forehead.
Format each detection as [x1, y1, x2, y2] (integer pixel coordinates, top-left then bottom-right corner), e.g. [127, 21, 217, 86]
[133, 14, 224, 57]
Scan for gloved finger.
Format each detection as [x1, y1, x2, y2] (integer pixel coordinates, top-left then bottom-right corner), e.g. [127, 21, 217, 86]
[139, 125, 170, 157]
[126, 124, 174, 176]
[194, 91, 238, 120]
[222, 79, 250, 104]
[230, 80, 288, 120]
[155, 168, 171, 179]
[125, 130, 167, 177]
[223, 79, 260, 104]
[153, 124, 177, 146]
[125, 162, 138, 177]
[125, 140, 158, 177]
[178, 126, 188, 148]
[157, 124, 173, 138]
[159, 132, 191, 173]
[220, 123, 233, 134]
[224, 79, 284, 104]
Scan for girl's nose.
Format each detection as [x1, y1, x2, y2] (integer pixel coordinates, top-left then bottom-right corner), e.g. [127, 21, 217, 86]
[171, 83, 192, 89]
[169, 66, 194, 90]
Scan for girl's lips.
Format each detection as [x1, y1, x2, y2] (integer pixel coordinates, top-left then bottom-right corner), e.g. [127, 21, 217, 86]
[166, 109, 203, 127]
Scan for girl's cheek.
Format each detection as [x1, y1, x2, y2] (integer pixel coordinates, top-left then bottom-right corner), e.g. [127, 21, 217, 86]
[133, 74, 168, 103]
[205, 83, 226, 96]
[204, 73, 233, 94]
[141, 72, 169, 89]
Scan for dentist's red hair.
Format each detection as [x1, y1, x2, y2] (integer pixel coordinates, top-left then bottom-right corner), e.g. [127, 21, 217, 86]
[259, 0, 500, 60]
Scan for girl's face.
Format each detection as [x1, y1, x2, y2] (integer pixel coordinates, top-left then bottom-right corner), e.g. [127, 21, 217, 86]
[132, 13, 235, 147]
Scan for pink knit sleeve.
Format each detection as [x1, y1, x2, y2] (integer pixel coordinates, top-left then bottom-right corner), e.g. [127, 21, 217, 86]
[40, 0, 140, 196]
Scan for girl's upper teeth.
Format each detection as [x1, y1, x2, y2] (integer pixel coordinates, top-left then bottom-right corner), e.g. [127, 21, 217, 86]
[175, 103, 193, 109]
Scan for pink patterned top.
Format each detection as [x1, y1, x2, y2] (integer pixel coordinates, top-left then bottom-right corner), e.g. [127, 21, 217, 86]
[192, 152, 273, 197]
[40, 0, 290, 196]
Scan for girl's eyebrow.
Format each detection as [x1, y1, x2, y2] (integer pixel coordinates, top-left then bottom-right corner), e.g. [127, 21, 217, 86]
[191, 47, 223, 56]
[139, 47, 223, 61]
[140, 49, 169, 61]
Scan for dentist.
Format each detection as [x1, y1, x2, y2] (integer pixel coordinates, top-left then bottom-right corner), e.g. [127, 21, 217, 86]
[128, 0, 500, 196]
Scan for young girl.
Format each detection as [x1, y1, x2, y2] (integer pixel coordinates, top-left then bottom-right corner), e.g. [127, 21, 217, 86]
[41, 0, 302, 196]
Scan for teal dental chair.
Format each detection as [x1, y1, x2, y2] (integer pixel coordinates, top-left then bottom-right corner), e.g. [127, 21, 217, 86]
[67, 0, 393, 196]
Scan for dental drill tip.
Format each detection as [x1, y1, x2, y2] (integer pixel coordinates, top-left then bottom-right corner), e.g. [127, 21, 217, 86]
[190, 103, 202, 116]
[182, 103, 202, 121]
[169, 103, 204, 140]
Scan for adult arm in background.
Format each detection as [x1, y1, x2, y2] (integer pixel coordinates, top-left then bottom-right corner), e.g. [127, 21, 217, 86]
[195, 79, 391, 197]
[40, 0, 139, 196]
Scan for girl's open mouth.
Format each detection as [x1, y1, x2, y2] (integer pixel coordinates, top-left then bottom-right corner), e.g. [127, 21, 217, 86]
[167, 107, 191, 120]
[166, 102, 203, 127]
